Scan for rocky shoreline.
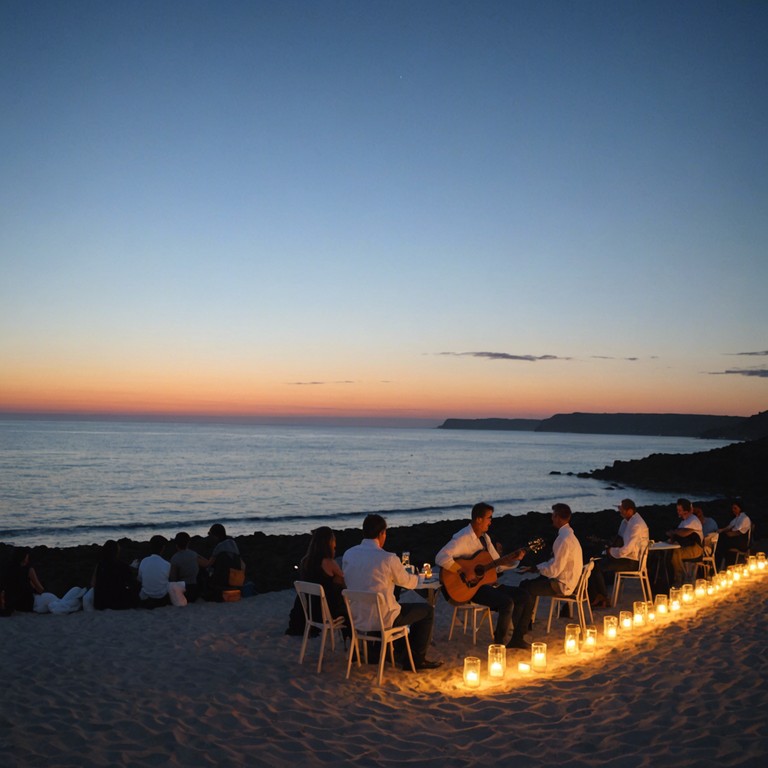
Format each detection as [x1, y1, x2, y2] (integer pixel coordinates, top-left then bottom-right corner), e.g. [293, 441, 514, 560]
[4, 437, 766, 597]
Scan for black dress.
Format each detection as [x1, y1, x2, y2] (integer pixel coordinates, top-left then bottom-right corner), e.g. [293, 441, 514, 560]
[285, 563, 346, 635]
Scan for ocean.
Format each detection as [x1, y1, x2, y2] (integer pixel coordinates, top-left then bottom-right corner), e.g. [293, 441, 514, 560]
[0, 420, 731, 549]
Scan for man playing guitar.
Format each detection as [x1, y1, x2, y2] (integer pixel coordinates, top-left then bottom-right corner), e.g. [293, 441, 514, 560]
[436, 502, 533, 650]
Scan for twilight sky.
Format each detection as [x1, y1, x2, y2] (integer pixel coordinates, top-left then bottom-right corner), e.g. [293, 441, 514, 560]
[1, 0, 766, 423]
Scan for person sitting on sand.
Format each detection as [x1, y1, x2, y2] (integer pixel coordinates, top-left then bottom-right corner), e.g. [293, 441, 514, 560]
[517, 503, 584, 633]
[342, 514, 442, 671]
[588, 499, 648, 608]
[199, 523, 243, 597]
[716, 502, 752, 568]
[286, 526, 347, 635]
[0, 547, 56, 614]
[666, 498, 703, 587]
[92, 540, 138, 610]
[694, 506, 719, 538]
[138, 535, 173, 607]
[169, 532, 201, 603]
[435, 502, 531, 649]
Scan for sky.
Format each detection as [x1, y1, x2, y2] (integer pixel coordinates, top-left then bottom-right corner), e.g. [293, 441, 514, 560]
[1, 0, 767, 424]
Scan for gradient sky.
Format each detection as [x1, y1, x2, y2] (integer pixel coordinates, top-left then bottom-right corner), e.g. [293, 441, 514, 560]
[1, 1, 766, 422]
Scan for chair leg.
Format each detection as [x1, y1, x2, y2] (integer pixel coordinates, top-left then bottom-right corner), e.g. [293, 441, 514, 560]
[611, 575, 622, 607]
[546, 599, 556, 633]
[448, 606, 458, 641]
[377, 641, 387, 686]
[299, 625, 310, 664]
[317, 628, 328, 673]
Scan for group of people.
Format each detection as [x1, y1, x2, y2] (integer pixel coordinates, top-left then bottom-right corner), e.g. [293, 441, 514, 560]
[0, 523, 245, 615]
[287, 501, 586, 670]
[287, 496, 754, 673]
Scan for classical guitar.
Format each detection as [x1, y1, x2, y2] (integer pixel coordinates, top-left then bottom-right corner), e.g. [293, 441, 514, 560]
[440, 538, 546, 605]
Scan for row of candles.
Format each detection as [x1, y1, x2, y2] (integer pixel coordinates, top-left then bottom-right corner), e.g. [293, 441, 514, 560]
[463, 552, 766, 688]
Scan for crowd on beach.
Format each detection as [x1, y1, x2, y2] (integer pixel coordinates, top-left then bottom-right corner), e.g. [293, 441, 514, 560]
[282, 496, 754, 672]
[0, 523, 247, 616]
[0, 497, 755, 645]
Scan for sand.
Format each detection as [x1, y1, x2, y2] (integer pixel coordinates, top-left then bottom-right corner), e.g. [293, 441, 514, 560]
[2, 569, 766, 768]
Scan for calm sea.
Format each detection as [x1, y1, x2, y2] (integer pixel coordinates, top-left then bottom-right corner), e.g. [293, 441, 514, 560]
[0, 420, 730, 548]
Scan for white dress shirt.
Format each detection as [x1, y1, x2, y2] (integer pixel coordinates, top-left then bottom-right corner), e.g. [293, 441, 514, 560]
[342, 538, 418, 630]
[608, 513, 649, 561]
[138, 554, 170, 599]
[725, 512, 751, 535]
[537, 524, 583, 595]
[435, 524, 518, 572]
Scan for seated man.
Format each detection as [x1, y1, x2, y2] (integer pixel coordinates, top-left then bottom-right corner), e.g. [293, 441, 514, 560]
[436, 502, 531, 650]
[716, 501, 752, 568]
[588, 498, 649, 608]
[342, 514, 442, 671]
[694, 506, 719, 538]
[138, 535, 172, 607]
[169, 531, 201, 603]
[518, 503, 583, 631]
[666, 498, 703, 587]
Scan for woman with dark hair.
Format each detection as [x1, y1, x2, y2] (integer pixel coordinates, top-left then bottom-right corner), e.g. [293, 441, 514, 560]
[92, 540, 138, 610]
[285, 526, 347, 635]
[0, 547, 47, 613]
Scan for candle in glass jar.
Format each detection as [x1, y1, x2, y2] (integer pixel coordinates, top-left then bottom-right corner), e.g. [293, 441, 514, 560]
[604, 615, 618, 641]
[487, 644, 506, 679]
[463, 656, 481, 688]
[531, 642, 547, 672]
[620, 611, 633, 632]
[654, 594, 668, 616]
[583, 625, 597, 652]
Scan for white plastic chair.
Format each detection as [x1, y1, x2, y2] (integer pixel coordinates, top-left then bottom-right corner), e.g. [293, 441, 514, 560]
[730, 526, 753, 565]
[448, 602, 494, 645]
[611, 539, 653, 607]
[547, 560, 594, 633]
[294, 581, 346, 673]
[342, 589, 416, 685]
[687, 533, 719, 580]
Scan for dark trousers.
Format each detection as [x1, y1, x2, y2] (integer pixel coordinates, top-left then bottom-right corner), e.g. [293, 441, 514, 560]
[473, 583, 533, 644]
[716, 533, 748, 567]
[519, 576, 567, 629]
[588, 557, 639, 601]
[393, 602, 434, 663]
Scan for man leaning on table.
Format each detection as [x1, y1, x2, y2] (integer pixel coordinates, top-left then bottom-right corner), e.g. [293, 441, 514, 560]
[342, 514, 442, 671]
[435, 502, 531, 650]
[588, 498, 649, 608]
[666, 498, 703, 587]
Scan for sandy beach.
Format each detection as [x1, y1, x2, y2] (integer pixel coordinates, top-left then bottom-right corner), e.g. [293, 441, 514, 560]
[2, 564, 766, 768]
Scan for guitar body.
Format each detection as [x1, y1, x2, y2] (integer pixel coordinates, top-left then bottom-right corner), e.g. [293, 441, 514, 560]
[440, 549, 497, 604]
[439, 537, 546, 605]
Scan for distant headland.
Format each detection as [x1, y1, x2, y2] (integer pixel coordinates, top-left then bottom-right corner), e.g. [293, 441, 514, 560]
[438, 410, 768, 440]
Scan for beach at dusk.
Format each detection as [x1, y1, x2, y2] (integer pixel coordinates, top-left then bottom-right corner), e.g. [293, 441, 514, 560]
[2, 559, 766, 767]
[2, 1, 767, 765]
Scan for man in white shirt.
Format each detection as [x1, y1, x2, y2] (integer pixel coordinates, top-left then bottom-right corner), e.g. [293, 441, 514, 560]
[666, 498, 703, 587]
[138, 535, 172, 604]
[588, 499, 649, 608]
[436, 502, 531, 649]
[517, 503, 584, 632]
[716, 501, 752, 567]
[342, 514, 442, 671]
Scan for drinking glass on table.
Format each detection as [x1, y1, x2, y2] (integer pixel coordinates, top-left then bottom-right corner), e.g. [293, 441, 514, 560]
[401, 551, 410, 569]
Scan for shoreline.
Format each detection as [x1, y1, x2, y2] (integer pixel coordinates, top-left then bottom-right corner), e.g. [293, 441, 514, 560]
[3, 496, 765, 598]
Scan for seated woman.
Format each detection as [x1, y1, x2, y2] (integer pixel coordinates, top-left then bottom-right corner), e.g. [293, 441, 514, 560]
[92, 540, 138, 610]
[286, 526, 347, 635]
[0, 547, 55, 613]
[716, 501, 752, 568]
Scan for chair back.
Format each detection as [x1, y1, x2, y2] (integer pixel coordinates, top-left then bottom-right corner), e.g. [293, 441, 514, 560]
[637, 539, 652, 572]
[573, 560, 594, 601]
[342, 590, 387, 635]
[703, 533, 719, 555]
[295, 581, 334, 629]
